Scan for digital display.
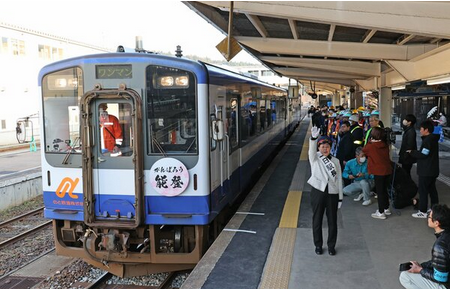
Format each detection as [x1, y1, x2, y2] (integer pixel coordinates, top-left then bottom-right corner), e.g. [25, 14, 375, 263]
[96, 65, 132, 79]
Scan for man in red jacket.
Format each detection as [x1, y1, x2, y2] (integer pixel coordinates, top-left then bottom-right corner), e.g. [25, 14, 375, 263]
[99, 103, 123, 156]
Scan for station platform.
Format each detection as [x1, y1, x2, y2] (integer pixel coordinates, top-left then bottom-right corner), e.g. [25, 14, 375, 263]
[180, 117, 450, 289]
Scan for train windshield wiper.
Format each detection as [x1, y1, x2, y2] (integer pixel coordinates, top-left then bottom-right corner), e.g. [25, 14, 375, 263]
[62, 137, 80, 165]
[151, 136, 167, 157]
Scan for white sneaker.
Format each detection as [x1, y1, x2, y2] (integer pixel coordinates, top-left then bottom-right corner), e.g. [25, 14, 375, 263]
[353, 194, 364, 202]
[412, 211, 427, 219]
[362, 200, 372, 206]
[371, 210, 386, 220]
[384, 209, 392, 216]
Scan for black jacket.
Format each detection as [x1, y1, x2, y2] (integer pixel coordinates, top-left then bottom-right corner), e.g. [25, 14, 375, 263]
[399, 126, 417, 165]
[410, 133, 440, 177]
[336, 131, 354, 168]
[421, 230, 450, 288]
[350, 124, 364, 149]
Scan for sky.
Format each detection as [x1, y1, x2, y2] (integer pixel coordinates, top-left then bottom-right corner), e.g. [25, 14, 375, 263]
[0, 0, 258, 63]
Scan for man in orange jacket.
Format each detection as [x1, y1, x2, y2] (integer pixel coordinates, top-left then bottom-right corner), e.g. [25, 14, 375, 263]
[99, 103, 123, 156]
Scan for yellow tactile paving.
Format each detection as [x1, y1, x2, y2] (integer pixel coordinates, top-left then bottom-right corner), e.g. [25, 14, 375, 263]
[259, 120, 310, 289]
[258, 228, 297, 289]
[279, 190, 302, 228]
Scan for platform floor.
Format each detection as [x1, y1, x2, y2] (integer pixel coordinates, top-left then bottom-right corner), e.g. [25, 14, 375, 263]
[181, 117, 450, 289]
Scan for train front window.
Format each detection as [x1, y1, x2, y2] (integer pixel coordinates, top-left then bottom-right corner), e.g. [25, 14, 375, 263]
[42, 67, 83, 153]
[146, 66, 197, 154]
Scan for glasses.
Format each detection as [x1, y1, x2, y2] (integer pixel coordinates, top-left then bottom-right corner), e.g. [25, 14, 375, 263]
[427, 212, 432, 219]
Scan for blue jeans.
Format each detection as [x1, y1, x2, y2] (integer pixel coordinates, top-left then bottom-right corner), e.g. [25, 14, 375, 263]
[343, 179, 375, 201]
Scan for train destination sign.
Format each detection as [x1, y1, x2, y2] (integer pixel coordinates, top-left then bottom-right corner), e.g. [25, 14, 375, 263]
[96, 64, 132, 79]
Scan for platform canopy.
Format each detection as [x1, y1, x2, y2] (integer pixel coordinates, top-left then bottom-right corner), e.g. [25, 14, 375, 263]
[184, 1, 450, 93]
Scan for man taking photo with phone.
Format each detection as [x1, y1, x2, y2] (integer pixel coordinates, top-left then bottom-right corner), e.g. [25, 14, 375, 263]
[399, 204, 450, 289]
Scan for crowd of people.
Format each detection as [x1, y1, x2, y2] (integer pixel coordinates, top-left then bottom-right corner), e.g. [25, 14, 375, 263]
[306, 103, 449, 288]
[306, 104, 449, 288]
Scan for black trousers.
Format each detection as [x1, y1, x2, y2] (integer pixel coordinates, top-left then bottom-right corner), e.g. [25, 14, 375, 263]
[418, 176, 439, 213]
[311, 186, 339, 249]
[401, 164, 413, 179]
[374, 175, 390, 214]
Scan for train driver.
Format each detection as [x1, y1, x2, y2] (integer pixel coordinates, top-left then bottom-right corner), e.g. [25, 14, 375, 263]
[99, 103, 123, 156]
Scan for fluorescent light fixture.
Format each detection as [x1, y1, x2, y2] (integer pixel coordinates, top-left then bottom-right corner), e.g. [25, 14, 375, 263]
[426, 75, 450, 85]
[391, 85, 405, 91]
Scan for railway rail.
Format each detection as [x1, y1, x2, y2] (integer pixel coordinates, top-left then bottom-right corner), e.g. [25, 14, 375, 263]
[0, 206, 51, 250]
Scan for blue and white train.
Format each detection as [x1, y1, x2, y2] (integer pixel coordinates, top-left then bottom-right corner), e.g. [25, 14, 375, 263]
[39, 48, 299, 276]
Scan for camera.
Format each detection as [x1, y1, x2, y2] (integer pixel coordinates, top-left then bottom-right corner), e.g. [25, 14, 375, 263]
[384, 127, 396, 144]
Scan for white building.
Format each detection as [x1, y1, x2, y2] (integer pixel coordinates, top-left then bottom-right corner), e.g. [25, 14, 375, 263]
[0, 22, 110, 146]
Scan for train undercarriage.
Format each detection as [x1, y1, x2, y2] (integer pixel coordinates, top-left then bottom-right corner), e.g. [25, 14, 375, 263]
[52, 219, 210, 277]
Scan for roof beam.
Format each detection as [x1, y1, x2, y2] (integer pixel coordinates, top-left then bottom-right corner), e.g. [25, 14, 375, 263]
[274, 67, 367, 80]
[430, 38, 442, 44]
[328, 24, 335, 42]
[288, 19, 298, 39]
[295, 76, 356, 87]
[245, 13, 268, 38]
[260, 56, 380, 77]
[362, 29, 377, 43]
[183, 1, 241, 36]
[200, 1, 450, 39]
[235, 36, 436, 60]
[385, 44, 450, 82]
[397, 34, 415, 45]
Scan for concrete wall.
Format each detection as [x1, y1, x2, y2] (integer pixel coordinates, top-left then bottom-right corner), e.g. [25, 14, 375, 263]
[0, 173, 42, 211]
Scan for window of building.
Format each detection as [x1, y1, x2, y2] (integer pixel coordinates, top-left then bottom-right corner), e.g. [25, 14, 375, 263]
[1, 120, 6, 130]
[1, 37, 8, 53]
[261, 70, 274, 77]
[248, 70, 259, 77]
[10, 39, 24, 56]
[38, 44, 51, 60]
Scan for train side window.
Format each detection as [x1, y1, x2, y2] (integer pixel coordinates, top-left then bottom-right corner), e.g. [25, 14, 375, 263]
[227, 97, 238, 149]
[42, 67, 83, 154]
[210, 114, 217, 151]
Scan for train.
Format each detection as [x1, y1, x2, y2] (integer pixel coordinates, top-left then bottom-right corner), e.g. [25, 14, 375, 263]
[38, 45, 299, 277]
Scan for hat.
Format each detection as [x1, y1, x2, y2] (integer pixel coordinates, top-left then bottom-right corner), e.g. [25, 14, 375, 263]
[357, 106, 365, 112]
[343, 111, 352, 117]
[317, 136, 332, 146]
[371, 110, 379, 116]
[349, 114, 359, 122]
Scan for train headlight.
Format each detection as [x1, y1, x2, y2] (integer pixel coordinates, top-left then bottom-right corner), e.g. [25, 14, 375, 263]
[175, 76, 189, 87]
[157, 76, 189, 88]
[47, 75, 78, 90]
[159, 76, 174, 87]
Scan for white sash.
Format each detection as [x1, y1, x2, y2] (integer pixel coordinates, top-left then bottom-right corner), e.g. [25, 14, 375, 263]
[319, 154, 337, 182]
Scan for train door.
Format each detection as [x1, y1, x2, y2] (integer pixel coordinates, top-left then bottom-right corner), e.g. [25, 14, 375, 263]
[81, 90, 143, 228]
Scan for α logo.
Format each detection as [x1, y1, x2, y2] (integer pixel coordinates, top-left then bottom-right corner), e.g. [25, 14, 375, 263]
[56, 177, 79, 199]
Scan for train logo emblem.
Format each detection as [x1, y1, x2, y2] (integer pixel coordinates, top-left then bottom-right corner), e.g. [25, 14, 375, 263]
[150, 158, 189, 197]
[56, 177, 79, 199]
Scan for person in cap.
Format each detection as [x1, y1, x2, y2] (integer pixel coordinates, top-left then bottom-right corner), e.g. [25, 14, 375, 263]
[99, 103, 123, 156]
[343, 146, 375, 206]
[308, 126, 343, 256]
[349, 114, 364, 153]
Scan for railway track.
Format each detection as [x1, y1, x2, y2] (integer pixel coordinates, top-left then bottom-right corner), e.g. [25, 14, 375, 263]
[85, 270, 188, 289]
[0, 206, 52, 250]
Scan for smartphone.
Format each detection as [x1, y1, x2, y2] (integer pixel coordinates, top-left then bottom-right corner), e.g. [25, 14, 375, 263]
[399, 262, 412, 271]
